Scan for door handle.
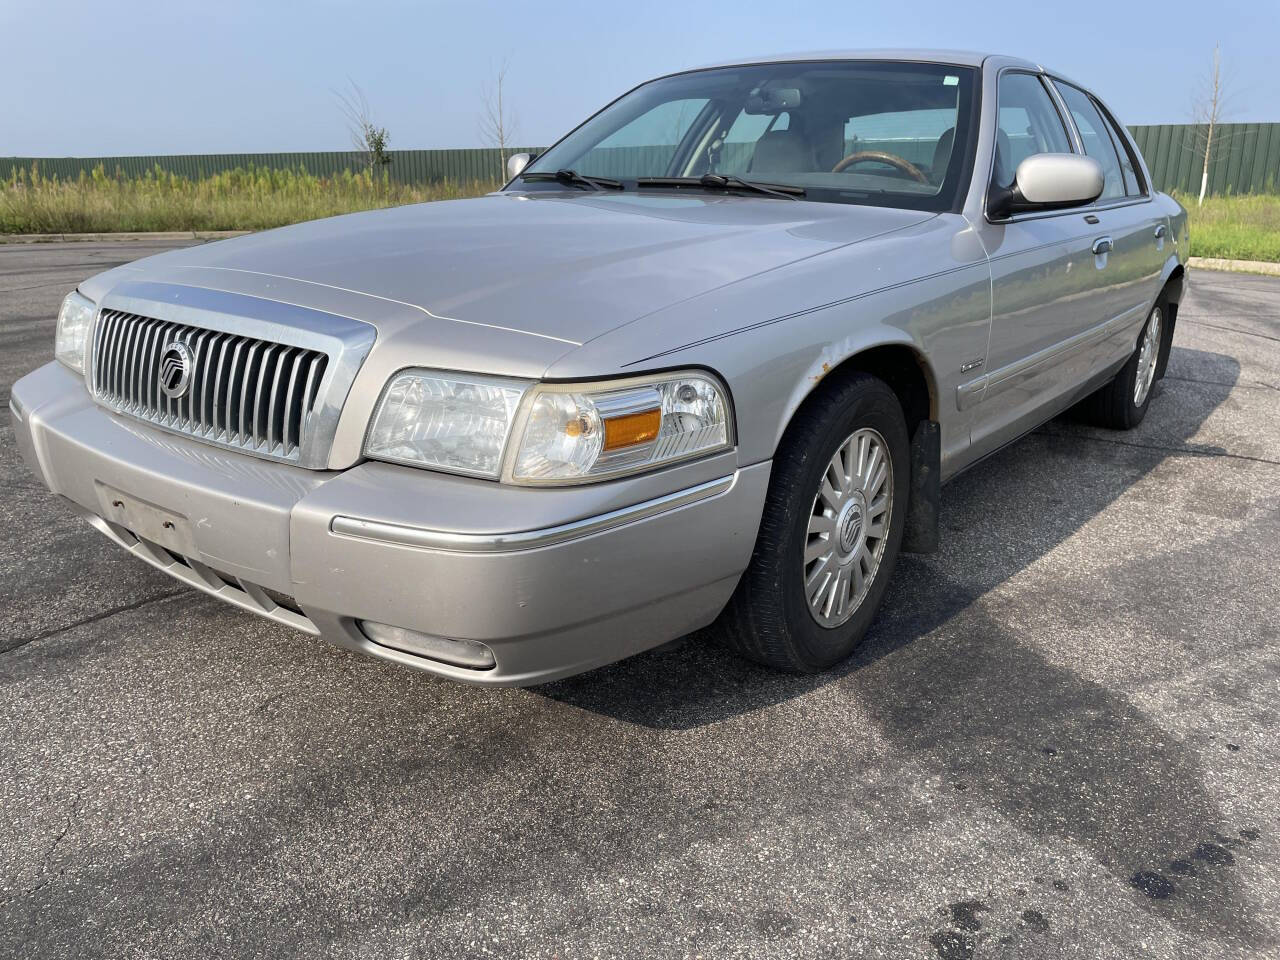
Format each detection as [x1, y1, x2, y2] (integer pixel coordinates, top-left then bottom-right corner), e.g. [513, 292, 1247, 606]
[1092, 236, 1113, 255]
[1154, 224, 1168, 239]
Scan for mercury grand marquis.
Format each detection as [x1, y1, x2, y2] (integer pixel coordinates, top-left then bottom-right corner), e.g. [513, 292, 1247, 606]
[12, 50, 1188, 684]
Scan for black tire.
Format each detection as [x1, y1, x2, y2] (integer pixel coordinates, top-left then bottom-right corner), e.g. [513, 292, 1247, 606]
[719, 372, 909, 672]
[1079, 293, 1169, 430]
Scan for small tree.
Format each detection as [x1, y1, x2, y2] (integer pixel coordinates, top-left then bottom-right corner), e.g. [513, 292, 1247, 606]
[480, 57, 518, 180]
[1189, 44, 1233, 206]
[335, 79, 392, 174]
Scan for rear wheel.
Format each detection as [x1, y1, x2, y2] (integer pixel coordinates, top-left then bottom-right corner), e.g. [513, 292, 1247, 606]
[1080, 295, 1167, 430]
[720, 373, 909, 672]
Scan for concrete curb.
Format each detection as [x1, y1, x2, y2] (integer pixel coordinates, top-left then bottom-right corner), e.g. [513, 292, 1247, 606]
[1188, 256, 1280, 276]
[0, 230, 249, 244]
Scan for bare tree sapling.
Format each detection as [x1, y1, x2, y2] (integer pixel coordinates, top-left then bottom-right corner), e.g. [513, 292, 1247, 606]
[480, 57, 518, 180]
[1190, 44, 1233, 206]
[335, 79, 392, 174]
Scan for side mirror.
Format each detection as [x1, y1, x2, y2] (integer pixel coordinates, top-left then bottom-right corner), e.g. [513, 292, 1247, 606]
[506, 153, 532, 181]
[988, 154, 1104, 219]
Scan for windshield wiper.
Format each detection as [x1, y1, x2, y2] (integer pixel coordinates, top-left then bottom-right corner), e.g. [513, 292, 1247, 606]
[519, 169, 623, 191]
[636, 173, 804, 200]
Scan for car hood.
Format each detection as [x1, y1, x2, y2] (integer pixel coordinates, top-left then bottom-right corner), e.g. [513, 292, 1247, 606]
[84, 191, 933, 373]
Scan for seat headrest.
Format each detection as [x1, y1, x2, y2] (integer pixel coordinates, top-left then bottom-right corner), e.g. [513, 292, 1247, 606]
[994, 129, 1014, 186]
[931, 127, 955, 183]
[748, 129, 813, 175]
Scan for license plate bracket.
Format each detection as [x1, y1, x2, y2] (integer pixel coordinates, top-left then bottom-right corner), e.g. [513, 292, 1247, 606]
[95, 482, 198, 557]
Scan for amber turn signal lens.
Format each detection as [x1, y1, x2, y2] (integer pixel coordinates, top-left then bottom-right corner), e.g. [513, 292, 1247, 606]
[602, 408, 661, 451]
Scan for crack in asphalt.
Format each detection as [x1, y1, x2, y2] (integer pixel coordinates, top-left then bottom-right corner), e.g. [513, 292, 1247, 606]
[1179, 312, 1279, 320]
[26, 793, 81, 897]
[0, 792, 84, 907]
[1163, 374, 1280, 393]
[1, 589, 187, 655]
[0, 280, 87, 294]
[1183, 318, 1280, 344]
[1035, 428, 1280, 467]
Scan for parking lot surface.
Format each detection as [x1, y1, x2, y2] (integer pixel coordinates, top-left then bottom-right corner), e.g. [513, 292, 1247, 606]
[2, 240, 1278, 960]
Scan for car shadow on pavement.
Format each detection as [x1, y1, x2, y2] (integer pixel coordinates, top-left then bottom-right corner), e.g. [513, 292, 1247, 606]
[537, 346, 1242, 728]
[4, 350, 1272, 956]
[536, 347, 1273, 946]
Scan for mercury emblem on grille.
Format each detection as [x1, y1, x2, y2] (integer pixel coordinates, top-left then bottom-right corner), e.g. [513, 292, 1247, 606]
[158, 341, 195, 400]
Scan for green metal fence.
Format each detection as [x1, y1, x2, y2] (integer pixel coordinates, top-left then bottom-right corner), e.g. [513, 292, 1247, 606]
[1130, 123, 1280, 196]
[6, 123, 1280, 196]
[0, 148, 545, 185]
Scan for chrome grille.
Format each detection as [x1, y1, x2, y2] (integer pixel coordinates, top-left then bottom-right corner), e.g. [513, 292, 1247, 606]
[90, 309, 329, 463]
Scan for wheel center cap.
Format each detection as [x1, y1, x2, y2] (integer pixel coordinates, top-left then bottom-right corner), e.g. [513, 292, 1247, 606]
[836, 493, 866, 556]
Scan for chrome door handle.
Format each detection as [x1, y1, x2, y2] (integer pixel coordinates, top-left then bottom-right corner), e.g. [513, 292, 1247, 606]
[1092, 236, 1113, 255]
[1154, 224, 1168, 239]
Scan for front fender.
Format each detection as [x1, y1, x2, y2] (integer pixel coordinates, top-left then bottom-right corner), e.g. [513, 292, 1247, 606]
[772, 327, 936, 455]
[639, 259, 987, 470]
[547, 213, 992, 474]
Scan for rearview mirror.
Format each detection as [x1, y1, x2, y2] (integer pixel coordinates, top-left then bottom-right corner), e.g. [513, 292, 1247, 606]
[506, 153, 532, 181]
[989, 154, 1104, 219]
[744, 87, 802, 115]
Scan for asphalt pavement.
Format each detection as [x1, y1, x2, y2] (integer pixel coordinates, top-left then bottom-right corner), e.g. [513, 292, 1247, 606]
[2, 240, 1278, 959]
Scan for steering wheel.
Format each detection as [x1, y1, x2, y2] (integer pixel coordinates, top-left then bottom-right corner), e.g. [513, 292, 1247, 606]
[831, 151, 929, 183]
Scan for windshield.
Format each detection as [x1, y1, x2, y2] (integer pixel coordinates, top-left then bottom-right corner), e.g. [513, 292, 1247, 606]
[516, 60, 978, 211]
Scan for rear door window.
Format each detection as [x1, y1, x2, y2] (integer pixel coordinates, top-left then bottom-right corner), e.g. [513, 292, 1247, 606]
[1052, 81, 1128, 201]
[1097, 106, 1144, 196]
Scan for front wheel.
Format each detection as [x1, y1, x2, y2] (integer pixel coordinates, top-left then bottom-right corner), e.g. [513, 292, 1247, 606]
[719, 373, 909, 672]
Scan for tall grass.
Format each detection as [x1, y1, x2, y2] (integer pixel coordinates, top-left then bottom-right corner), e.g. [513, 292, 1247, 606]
[0, 163, 500, 234]
[4, 165, 1279, 263]
[1174, 192, 1280, 262]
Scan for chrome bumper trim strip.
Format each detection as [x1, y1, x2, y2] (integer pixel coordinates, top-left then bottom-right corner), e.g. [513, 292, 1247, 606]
[330, 474, 737, 553]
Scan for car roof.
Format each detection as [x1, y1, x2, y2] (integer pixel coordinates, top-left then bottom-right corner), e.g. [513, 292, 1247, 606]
[693, 49, 1043, 72]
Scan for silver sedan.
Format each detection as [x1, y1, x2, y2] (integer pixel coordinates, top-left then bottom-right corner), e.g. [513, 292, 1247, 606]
[11, 50, 1187, 684]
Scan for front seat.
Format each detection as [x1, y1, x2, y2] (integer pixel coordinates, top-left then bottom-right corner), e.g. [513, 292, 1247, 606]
[931, 127, 955, 184]
[993, 129, 1014, 187]
[748, 129, 814, 176]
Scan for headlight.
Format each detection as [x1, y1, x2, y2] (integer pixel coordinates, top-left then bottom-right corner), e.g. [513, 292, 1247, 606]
[55, 291, 96, 374]
[510, 372, 731, 484]
[365, 370, 528, 478]
[364, 369, 733, 484]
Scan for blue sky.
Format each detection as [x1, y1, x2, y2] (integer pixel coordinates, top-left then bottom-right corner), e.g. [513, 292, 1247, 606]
[5, 0, 1278, 156]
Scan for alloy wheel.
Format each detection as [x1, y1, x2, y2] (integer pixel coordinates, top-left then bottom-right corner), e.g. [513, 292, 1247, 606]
[803, 427, 893, 628]
[1134, 306, 1163, 406]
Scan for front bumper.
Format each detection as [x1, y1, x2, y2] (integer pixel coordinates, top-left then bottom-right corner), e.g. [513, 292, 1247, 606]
[11, 362, 769, 685]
